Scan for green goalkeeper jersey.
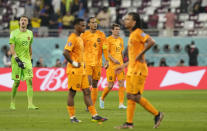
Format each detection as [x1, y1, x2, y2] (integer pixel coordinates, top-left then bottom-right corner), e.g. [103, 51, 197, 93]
[9, 29, 33, 64]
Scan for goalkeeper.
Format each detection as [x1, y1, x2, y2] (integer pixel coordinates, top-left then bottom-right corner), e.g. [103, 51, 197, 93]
[9, 16, 38, 110]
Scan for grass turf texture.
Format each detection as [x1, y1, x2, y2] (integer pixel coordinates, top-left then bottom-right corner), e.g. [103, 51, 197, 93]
[0, 90, 207, 131]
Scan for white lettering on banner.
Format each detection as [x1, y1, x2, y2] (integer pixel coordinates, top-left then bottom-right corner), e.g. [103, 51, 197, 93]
[0, 72, 13, 88]
[160, 69, 206, 87]
[36, 68, 66, 91]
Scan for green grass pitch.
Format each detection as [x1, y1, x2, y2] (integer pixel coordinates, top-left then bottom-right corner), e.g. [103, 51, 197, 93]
[0, 90, 207, 131]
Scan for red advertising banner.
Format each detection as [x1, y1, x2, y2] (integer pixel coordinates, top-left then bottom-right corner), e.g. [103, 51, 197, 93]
[0, 67, 207, 91]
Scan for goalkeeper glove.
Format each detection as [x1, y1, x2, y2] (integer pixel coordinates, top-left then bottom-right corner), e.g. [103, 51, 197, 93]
[15, 57, 25, 69]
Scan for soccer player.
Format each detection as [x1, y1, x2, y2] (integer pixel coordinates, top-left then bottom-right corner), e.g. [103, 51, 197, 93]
[81, 17, 108, 105]
[9, 16, 38, 110]
[63, 18, 107, 123]
[99, 24, 126, 109]
[115, 12, 164, 129]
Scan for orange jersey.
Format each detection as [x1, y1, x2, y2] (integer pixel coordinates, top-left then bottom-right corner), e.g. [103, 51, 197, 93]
[64, 33, 85, 74]
[127, 28, 150, 76]
[81, 30, 106, 66]
[107, 35, 124, 66]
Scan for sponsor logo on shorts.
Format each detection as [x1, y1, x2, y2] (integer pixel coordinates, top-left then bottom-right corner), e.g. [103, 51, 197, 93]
[28, 37, 30, 40]
[16, 75, 19, 78]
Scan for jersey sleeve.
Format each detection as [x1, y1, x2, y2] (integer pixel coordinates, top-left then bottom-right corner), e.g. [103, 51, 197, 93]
[137, 30, 150, 43]
[9, 31, 15, 44]
[64, 36, 76, 51]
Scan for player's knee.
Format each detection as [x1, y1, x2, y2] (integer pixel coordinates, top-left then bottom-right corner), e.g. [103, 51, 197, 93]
[127, 94, 133, 100]
[83, 88, 91, 96]
[14, 80, 20, 88]
[69, 88, 76, 97]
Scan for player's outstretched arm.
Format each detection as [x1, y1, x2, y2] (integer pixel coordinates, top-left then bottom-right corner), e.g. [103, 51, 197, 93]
[63, 49, 80, 68]
[10, 44, 25, 69]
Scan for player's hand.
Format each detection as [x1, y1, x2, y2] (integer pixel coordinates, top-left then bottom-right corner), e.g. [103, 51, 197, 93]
[115, 65, 124, 74]
[15, 57, 25, 69]
[136, 54, 144, 63]
[72, 61, 81, 68]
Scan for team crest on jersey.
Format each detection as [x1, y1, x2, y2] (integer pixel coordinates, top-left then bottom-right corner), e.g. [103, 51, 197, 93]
[28, 37, 30, 40]
[97, 38, 101, 43]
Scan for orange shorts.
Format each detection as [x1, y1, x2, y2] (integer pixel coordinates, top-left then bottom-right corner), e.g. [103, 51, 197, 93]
[126, 74, 146, 94]
[85, 65, 101, 80]
[67, 73, 89, 91]
[106, 66, 125, 82]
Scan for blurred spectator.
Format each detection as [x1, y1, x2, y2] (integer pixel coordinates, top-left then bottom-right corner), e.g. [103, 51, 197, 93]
[3, 49, 11, 67]
[51, 44, 63, 66]
[180, 0, 190, 13]
[193, 0, 202, 14]
[109, 0, 121, 6]
[176, 59, 185, 66]
[70, 0, 79, 15]
[9, 17, 19, 32]
[36, 57, 46, 67]
[165, 8, 176, 37]
[54, 59, 62, 67]
[31, 12, 41, 37]
[187, 41, 199, 66]
[52, 0, 61, 13]
[123, 46, 128, 63]
[96, 7, 110, 28]
[159, 57, 168, 67]
[49, 13, 59, 36]
[62, 12, 75, 29]
[24, 0, 34, 19]
[65, 0, 73, 13]
[148, 10, 159, 28]
[39, 5, 50, 37]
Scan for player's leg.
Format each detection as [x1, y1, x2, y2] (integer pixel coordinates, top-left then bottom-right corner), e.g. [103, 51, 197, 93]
[131, 74, 164, 128]
[99, 82, 114, 109]
[82, 75, 107, 122]
[91, 66, 101, 105]
[26, 78, 39, 109]
[66, 72, 81, 123]
[10, 62, 21, 110]
[118, 79, 126, 109]
[10, 80, 20, 110]
[67, 89, 80, 123]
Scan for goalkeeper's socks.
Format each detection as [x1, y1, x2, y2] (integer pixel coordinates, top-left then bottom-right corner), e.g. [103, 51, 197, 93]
[26, 79, 33, 106]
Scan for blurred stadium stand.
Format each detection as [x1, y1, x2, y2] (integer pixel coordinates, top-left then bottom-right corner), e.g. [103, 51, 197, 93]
[0, 0, 207, 67]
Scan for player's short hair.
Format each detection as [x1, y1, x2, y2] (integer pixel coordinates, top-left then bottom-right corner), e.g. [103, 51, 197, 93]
[19, 15, 29, 21]
[111, 23, 120, 30]
[88, 17, 96, 23]
[128, 12, 141, 30]
[73, 18, 84, 25]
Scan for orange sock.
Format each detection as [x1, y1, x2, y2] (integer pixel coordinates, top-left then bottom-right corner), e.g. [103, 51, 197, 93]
[119, 87, 125, 105]
[88, 105, 97, 116]
[91, 88, 98, 105]
[127, 99, 136, 123]
[101, 87, 110, 100]
[67, 106, 75, 118]
[139, 97, 159, 116]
